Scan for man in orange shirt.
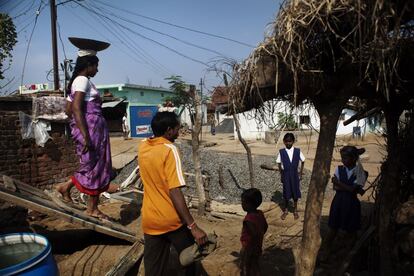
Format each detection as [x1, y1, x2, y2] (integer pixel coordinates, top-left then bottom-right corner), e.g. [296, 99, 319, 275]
[138, 111, 207, 276]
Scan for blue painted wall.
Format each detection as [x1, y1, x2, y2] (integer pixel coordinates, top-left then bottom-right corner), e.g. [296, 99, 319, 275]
[129, 106, 159, 137]
[96, 84, 173, 137]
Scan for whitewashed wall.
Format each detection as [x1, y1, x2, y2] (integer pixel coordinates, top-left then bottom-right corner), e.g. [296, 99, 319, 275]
[232, 100, 377, 140]
[178, 104, 208, 128]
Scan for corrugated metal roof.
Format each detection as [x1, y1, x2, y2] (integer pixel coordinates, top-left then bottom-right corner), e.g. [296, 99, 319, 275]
[102, 99, 125, 108]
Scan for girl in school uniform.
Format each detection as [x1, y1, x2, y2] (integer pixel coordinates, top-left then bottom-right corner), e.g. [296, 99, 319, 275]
[277, 133, 305, 220]
[324, 146, 367, 255]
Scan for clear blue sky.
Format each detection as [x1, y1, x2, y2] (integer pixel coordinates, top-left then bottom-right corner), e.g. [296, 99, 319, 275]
[1, 0, 281, 94]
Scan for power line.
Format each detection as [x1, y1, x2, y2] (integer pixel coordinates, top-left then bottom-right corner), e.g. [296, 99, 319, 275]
[57, 21, 67, 59]
[3, 0, 25, 14]
[79, 3, 172, 76]
[65, 7, 146, 66]
[85, 2, 173, 75]
[94, 0, 255, 48]
[75, 1, 210, 67]
[12, 0, 36, 19]
[15, 2, 47, 35]
[21, 1, 44, 87]
[89, 2, 229, 58]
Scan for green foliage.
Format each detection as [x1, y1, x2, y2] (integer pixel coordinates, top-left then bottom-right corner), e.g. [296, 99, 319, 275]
[276, 112, 298, 130]
[165, 75, 192, 108]
[0, 14, 17, 80]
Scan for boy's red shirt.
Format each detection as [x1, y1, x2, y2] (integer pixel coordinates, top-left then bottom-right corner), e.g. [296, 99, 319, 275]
[240, 210, 268, 253]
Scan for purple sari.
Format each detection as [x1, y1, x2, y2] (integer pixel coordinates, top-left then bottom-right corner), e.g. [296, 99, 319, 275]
[69, 89, 112, 195]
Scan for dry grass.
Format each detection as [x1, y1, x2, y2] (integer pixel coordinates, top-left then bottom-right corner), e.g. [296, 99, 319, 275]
[229, 0, 413, 114]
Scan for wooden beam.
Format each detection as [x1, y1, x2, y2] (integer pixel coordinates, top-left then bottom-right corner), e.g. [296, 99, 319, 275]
[337, 226, 375, 275]
[0, 187, 136, 243]
[260, 164, 279, 171]
[343, 106, 381, 126]
[1, 175, 50, 200]
[105, 241, 144, 276]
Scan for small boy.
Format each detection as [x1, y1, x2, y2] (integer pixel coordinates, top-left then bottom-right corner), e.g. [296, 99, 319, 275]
[240, 188, 268, 276]
[276, 133, 305, 220]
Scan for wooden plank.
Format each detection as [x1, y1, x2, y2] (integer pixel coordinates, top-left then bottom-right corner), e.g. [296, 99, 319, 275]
[105, 241, 144, 276]
[1, 175, 50, 200]
[0, 187, 136, 243]
[337, 226, 376, 275]
[45, 190, 133, 234]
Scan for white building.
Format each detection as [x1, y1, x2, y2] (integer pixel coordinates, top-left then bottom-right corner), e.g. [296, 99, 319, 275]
[214, 100, 381, 140]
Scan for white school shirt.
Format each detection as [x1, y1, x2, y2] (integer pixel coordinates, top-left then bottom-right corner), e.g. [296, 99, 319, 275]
[276, 147, 305, 170]
[122, 116, 129, 131]
[66, 76, 99, 102]
[334, 166, 366, 187]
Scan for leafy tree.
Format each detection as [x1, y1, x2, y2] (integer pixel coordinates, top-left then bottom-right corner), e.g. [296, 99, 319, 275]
[0, 14, 17, 80]
[165, 75, 207, 214]
[165, 75, 190, 106]
[276, 112, 298, 130]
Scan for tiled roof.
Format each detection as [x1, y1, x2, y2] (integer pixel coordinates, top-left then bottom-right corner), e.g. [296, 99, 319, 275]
[211, 86, 229, 105]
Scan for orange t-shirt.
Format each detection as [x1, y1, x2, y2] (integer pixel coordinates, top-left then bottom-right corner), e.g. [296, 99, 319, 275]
[138, 136, 186, 235]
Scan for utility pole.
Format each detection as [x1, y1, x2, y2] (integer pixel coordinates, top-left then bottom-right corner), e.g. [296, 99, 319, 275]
[50, 0, 60, 90]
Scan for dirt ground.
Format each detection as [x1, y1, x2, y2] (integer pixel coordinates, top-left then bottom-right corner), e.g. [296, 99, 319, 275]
[2, 131, 385, 275]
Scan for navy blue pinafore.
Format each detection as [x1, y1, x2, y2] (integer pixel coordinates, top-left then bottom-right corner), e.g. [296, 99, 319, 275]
[328, 166, 361, 232]
[280, 148, 301, 200]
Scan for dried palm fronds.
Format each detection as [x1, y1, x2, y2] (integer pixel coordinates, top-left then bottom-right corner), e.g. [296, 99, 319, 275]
[230, 0, 414, 114]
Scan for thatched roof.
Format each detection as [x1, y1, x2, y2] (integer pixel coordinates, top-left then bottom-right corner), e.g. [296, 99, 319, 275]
[230, 0, 414, 114]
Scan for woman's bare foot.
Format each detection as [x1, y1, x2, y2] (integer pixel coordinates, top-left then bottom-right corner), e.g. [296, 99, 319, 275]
[85, 209, 110, 220]
[107, 183, 120, 193]
[56, 180, 73, 203]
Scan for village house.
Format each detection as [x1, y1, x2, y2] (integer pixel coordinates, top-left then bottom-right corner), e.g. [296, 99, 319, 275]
[210, 86, 382, 141]
[96, 83, 173, 137]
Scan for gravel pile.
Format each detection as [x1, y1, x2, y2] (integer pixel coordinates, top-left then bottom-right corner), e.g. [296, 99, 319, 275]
[177, 141, 312, 204]
[115, 140, 313, 205]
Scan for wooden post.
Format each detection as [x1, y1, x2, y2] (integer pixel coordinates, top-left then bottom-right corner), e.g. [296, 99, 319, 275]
[233, 112, 255, 188]
[295, 96, 347, 276]
[378, 107, 402, 275]
[190, 85, 206, 215]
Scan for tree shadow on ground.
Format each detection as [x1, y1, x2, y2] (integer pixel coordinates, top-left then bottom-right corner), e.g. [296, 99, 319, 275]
[228, 246, 295, 275]
[271, 191, 297, 213]
[316, 201, 375, 275]
[261, 246, 295, 275]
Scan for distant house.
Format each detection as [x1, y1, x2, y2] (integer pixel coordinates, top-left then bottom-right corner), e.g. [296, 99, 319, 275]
[96, 83, 173, 137]
[209, 86, 381, 140]
[211, 86, 230, 123]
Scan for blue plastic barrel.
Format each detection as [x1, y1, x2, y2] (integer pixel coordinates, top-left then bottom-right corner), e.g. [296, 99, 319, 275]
[0, 233, 58, 276]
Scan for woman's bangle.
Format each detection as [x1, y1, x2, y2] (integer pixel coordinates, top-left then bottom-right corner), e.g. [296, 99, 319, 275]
[187, 221, 196, 230]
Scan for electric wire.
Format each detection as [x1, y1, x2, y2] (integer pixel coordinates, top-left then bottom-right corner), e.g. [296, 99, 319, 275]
[75, 1, 210, 67]
[65, 6, 149, 68]
[78, 3, 172, 76]
[85, 2, 173, 75]
[12, 0, 36, 19]
[57, 21, 67, 59]
[89, 1, 228, 58]
[94, 0, 255, 48]
[3, 0, 25, 14]
[20, 0, 44, 87]
[16, 2, 47, 34]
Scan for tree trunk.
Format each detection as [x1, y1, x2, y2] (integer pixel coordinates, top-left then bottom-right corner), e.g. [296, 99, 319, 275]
[378, 108, 401, 275]
[233, 113, 255, 188]
[296, 98, 346, 276]
[190, 85, 206, 215]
